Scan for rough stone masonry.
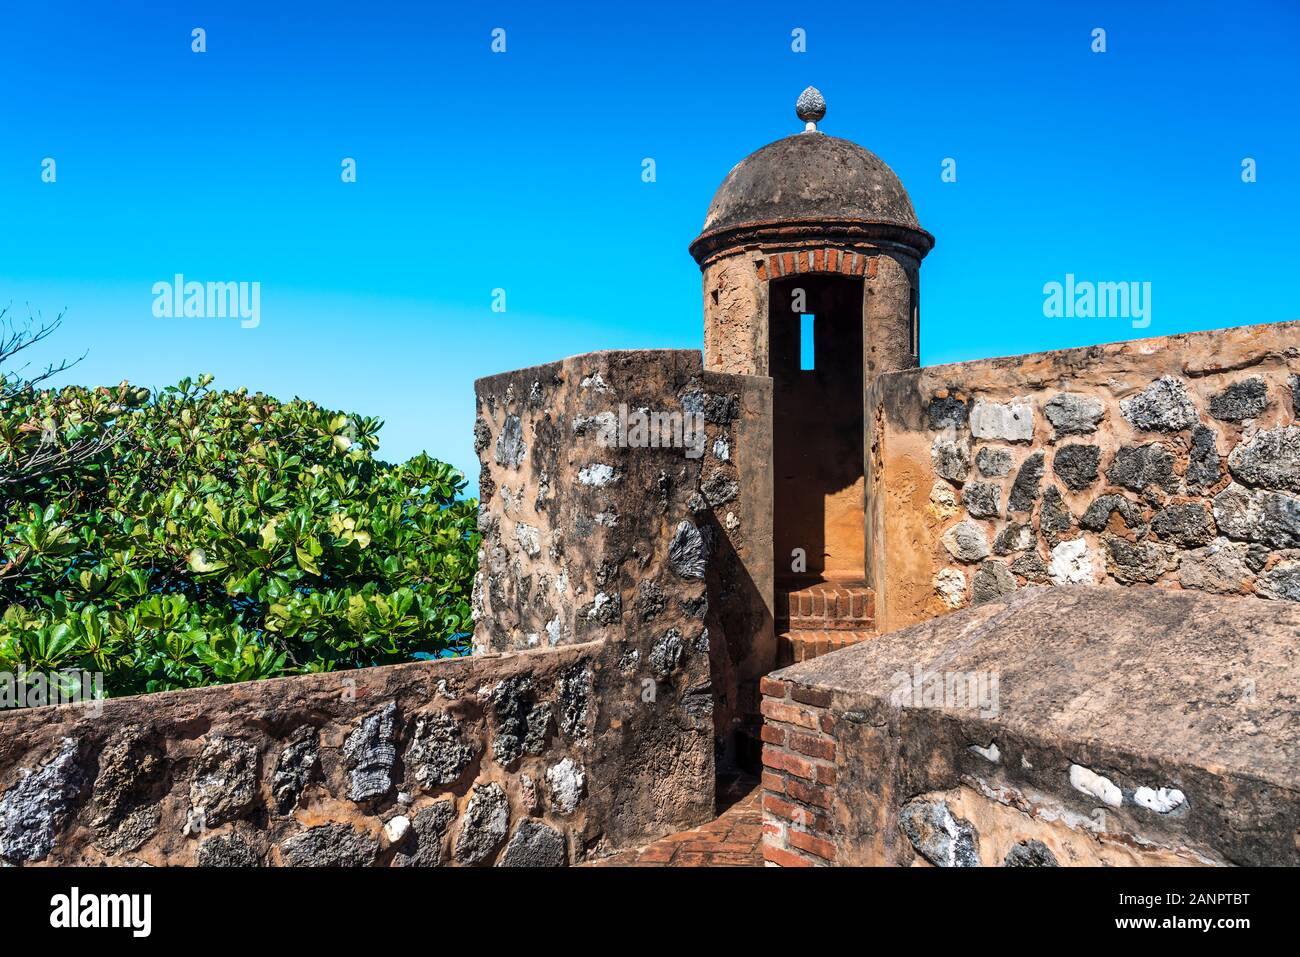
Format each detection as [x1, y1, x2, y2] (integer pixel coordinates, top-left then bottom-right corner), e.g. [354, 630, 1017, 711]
[0, 648, 608, 866]
[866, 320, 1300, 632]
[473, 348, 776, 767]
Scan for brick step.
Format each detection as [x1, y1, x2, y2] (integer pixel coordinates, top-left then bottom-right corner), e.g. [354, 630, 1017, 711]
[776, 579, 874, 632]
[775, 629, 876, 666]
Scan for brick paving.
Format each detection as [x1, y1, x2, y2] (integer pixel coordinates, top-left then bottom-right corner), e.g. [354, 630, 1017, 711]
[588, 775, 763, 866]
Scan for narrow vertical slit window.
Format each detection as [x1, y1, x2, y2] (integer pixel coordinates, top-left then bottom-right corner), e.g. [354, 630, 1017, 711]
[800, 314, 816, 370]
[909, 285, 919, 358]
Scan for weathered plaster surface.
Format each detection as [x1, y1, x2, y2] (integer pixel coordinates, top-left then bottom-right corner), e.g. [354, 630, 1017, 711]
[703, 257, 767, 376]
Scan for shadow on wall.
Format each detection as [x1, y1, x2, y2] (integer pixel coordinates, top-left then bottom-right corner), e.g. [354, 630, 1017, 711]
[702, 507, 773, 771]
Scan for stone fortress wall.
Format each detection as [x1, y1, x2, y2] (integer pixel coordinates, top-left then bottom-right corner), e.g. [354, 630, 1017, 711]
[0, 349, 769, 866]
[6, 324, 1297, 868]
[865, 320, 1300, 632]
[472, 348, 776, 764]
[0, 646, 603, 866]
[759, 317, 1300, 867]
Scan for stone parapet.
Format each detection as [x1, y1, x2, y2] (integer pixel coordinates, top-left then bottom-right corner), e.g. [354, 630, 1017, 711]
[760, 586, 1300, 867]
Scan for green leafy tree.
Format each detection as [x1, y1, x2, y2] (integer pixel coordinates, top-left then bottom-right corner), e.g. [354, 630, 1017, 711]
[1, 316, 478, 702]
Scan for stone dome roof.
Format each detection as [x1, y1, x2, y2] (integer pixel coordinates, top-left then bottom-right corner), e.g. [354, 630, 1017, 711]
[700, 132, 922, 236]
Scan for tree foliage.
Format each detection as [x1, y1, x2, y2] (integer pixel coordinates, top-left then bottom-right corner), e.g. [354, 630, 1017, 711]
[0, 358, 479, 701]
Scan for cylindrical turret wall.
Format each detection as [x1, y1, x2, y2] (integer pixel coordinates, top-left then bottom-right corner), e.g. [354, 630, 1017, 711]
[700, 243, 921, 383]
[687, 96, 934, 746]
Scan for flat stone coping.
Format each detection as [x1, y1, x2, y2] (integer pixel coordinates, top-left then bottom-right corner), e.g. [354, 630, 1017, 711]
[773, 585, 1299, 789]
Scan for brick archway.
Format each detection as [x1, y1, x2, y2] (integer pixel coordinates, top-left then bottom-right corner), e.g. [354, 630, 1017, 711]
[756, 246, 881, 282]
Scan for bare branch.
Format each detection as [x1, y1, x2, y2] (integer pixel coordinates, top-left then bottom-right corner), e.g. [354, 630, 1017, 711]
[0, 306, 86, 401]
[0, 306, 119, 495]
[0, 429, 121, 488]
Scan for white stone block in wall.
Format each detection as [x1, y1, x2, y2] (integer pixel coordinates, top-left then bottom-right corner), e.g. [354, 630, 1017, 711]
[970, 398, 1035, 442]
[1048, 538, 1092, 585]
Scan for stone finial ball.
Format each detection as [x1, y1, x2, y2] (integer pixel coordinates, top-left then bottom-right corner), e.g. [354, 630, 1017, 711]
[795, 86, 826, 123]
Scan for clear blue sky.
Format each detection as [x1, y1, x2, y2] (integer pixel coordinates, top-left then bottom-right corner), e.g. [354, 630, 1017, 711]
[2, 1, 1296, 481]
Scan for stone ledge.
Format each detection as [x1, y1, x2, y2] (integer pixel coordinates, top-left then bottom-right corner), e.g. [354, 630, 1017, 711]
[773, 585, 1298, 786]
[877, 319, 1300, 393]
[768, 586, 1300, 866]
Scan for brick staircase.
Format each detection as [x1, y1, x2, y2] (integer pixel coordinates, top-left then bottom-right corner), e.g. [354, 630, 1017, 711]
[775, 577, 876, 665]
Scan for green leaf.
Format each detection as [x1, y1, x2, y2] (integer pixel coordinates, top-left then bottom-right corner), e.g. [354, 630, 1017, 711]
[295, 543, 320, 576]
